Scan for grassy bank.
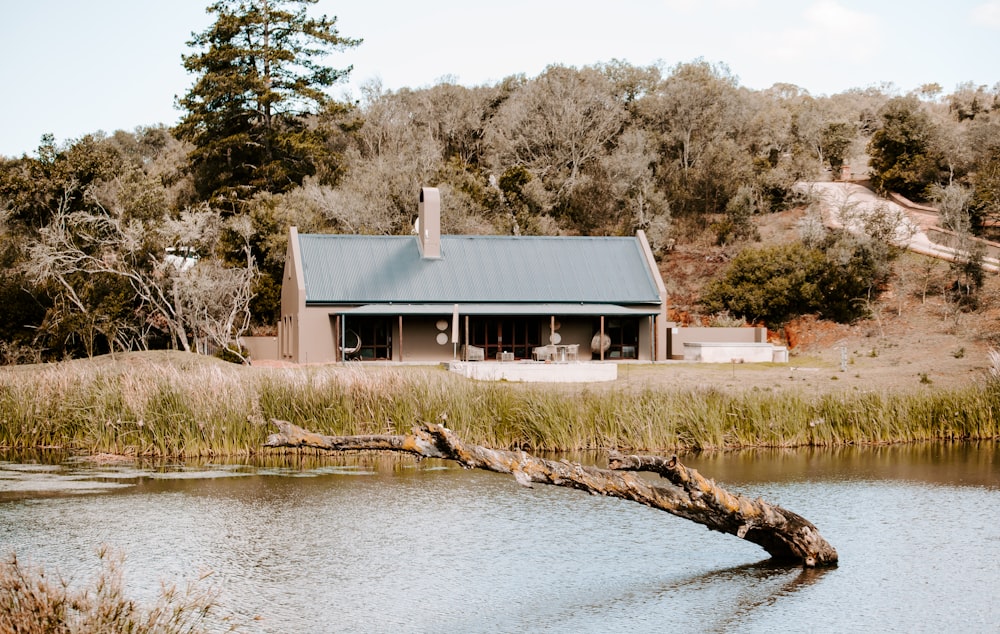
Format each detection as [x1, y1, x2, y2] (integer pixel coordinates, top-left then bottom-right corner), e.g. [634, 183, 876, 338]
[1, 352, 997, 457]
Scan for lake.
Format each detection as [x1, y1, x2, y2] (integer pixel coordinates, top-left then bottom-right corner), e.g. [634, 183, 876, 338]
[1, 442, 998, 633]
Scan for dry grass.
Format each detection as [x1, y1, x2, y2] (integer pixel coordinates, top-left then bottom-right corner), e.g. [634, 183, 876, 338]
[1, 349, 997, 455]
[0, 546, 234, 633]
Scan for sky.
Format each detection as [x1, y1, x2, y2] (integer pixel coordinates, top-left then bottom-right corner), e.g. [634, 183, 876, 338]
[2, 0, 999, 158]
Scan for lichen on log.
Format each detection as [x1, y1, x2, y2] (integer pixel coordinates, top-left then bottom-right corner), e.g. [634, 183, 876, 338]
[265, 419, 838, 567]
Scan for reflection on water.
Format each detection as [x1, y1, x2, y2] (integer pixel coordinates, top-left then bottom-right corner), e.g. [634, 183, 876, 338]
[1, 442, 998, 633]
[680, 441, 1000, 489]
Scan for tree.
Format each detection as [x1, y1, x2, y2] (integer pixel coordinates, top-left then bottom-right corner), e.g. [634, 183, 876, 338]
[484, 65, 625, 211]
[701, 243, 826, 325]
[266, 419, 838, 567]
[929, 183, 985, 311]
[599, 128, 671, 250]
[867, 96, 944, 199]
[713, 184, 759, 246]
[819, 121, 855, 176]
[26, 199, 258, 360]
[176, 0, 360, 209]
[636, 60, 753, 217]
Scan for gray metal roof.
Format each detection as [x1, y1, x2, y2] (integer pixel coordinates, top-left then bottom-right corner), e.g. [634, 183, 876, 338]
[341, 303, 661, 316]
[298, 234, 662, 305]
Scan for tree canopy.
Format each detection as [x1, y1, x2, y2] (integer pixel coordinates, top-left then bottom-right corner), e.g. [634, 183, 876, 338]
[175, 0, 360, 210]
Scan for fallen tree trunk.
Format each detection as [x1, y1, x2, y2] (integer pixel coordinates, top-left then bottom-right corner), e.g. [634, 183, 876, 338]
[265, 419, 838, 567]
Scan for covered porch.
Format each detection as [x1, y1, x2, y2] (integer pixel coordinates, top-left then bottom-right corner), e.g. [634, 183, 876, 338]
[331, 303, 662, 363]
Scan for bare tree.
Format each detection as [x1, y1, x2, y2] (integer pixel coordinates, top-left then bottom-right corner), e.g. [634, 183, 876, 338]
[26, 195, 257, 359]
[599, 128, 671, 250]
[485, 65, 626, 198]
[266, 419, 839, 568]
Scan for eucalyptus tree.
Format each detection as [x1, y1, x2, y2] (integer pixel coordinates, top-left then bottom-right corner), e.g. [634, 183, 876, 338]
[348, 80, 446, 231]
[966, 117, 1000, 229]
[484, 64, 626, 216]
[819, 121, 856, 176]
[595, 59, 662, 110]
[636, 60, 750, 216]
[644, 60, 740, 178]
[598, 128, 671, 249]
[948, 81, 996, 121]
[413, 81, 498, 168]
[176, 0, 360, 211]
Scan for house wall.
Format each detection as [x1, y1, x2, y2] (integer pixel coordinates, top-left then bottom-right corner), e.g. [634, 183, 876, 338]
[241, 336, 278, 361]
[291, 305, 337, 364]
[289, 308, 663, 364]
[682, 342, 777, 363]
[279, 227, 305, 363]
[400, 317, 457, 361]
[636, 230, 669, 361]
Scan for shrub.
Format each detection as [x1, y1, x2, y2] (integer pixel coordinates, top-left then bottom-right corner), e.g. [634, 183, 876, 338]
[701, 230, 895, 326]
[700, 242, 826, 325]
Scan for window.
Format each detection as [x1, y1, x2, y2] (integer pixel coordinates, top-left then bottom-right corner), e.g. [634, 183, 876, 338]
[596, 317, 639, 359]
[343, 317, 392, 361]
[468, 317, 542, 360]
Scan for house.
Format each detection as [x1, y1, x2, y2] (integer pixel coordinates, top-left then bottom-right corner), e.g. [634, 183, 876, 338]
[278, 188, 668, 364]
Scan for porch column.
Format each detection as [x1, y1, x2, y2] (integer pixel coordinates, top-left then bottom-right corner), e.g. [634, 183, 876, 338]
[336, 314, 342, 364]
[600, 315, 605, 361]
[650, 315, 655, 361]
[398, 315, 404, 361]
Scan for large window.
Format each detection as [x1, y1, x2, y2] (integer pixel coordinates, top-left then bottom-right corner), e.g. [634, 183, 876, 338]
[468, 317, 542, 360]
[595, 317, 639, 359]
[342, 317, 392, 361]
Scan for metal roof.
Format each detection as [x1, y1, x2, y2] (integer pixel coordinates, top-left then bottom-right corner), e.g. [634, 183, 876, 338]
[298, 234, 662, 305]
[340, 303, 661, 316]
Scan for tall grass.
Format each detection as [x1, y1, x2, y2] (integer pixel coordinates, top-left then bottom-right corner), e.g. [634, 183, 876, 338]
[0, 352, 997, 456]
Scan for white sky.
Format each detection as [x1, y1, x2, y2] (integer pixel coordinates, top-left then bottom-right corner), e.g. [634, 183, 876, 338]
[2, 0, 999, 158]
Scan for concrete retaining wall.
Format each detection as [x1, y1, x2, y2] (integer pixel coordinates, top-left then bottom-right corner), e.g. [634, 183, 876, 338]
[682, 342, 781, 363]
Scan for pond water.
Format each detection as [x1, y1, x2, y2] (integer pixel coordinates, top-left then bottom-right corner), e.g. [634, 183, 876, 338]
[1, 443, 998, 633]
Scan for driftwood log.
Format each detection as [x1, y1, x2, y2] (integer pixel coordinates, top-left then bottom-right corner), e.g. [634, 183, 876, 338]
[265, 419, 838, 567]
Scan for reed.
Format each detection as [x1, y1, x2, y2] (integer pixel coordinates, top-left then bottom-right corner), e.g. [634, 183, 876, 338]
[0, 546, 233, 633]
[0, 352, 997, 457]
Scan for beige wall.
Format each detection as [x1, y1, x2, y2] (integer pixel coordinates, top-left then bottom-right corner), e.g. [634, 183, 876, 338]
[400, 317, 458, 361]
[279, 226, 306, 362]
[241, 336, 278, 361]
[666, 324, 768, 360]
[636, 230, 669, 361]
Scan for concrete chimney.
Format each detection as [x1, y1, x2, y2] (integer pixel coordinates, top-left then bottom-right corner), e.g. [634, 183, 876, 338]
[418, 187, 441, 259]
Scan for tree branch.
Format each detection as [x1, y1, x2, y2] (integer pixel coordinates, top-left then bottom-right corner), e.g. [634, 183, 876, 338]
[265, 419, 838, 567]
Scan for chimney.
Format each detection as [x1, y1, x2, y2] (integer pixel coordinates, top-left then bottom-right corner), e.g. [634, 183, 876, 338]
[418, 187, 441, 259]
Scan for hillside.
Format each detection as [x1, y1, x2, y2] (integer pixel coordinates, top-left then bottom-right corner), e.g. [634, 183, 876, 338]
[653, 204, 1000, 395]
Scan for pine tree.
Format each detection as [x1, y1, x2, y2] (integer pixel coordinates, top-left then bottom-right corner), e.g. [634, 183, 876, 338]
[176, 0, 360, 211]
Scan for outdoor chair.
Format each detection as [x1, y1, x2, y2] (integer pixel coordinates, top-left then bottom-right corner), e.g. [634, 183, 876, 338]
[532, 345, 556, 361]
[462, 345, 485, 361]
